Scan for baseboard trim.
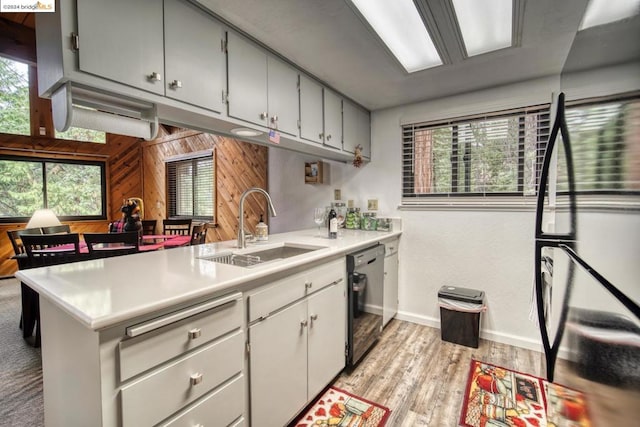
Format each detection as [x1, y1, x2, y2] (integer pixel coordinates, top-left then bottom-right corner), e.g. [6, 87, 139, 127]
[395, 310, 544, 353]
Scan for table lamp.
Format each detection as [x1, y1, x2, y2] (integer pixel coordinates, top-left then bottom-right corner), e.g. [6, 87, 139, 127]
[26, 209, 62, 229]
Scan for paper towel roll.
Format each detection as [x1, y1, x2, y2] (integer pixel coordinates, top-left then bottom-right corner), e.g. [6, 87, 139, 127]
[70, 106, 153, 139]
[51, 82, 158, 140]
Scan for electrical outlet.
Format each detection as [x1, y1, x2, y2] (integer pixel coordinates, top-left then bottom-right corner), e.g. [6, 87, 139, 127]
[334, 189, 342, 200]
[367, 199, 378, 211]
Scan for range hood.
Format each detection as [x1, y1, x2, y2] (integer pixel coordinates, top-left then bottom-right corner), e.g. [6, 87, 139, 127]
[51, 82, 159, 140]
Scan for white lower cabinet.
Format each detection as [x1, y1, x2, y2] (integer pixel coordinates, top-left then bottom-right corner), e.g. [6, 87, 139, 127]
[248, 259, 346, 427]
[38, 292, 245, 427]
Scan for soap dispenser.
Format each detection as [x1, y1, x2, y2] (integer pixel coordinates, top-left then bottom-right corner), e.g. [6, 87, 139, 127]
[256, 214, 268, 241]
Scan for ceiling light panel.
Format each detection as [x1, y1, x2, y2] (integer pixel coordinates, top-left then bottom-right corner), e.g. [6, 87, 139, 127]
[452, 0, 513, 57]
[579, 0, 640, 30]
[350, 0, 442, 73]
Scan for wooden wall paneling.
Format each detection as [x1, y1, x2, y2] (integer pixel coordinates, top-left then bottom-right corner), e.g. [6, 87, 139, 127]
[108, 134, 143, 221]
[28, 66, 54, 138]
[0, 15, 36, 64]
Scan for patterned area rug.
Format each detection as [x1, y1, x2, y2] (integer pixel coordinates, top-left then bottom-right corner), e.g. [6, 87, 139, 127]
[460, 359, 591, 427]
[292, 386, 390, 427]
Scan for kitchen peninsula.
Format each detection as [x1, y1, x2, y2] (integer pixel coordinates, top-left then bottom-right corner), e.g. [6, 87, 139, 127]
[16, 227, 401, 427]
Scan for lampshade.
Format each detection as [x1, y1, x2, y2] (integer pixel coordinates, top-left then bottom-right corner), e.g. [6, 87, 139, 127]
[26, 209, 62, 229]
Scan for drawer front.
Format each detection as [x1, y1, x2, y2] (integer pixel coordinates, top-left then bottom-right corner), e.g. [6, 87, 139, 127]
[248, 258, 345, 322]
[120, 331, 243, 427]
[160, 374, 245, 427]
[119, 293, 243, 381]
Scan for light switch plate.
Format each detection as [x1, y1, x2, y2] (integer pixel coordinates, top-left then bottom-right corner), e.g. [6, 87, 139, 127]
[368, 199, 378, 210]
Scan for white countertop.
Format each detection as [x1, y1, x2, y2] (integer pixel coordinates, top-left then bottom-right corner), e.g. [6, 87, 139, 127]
[15, 228, 400, 330]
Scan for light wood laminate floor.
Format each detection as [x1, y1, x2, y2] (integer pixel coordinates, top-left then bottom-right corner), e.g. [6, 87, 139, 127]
[333, 319, 544, 426]
[332, 319, 640, 426]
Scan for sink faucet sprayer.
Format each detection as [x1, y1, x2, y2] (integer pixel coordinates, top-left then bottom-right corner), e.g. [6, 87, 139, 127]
[238, 187, 277, 248]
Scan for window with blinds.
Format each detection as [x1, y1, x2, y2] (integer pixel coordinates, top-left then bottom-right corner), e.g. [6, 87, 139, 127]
[166, 154, 214, 220]
[402, 106, 551, 200]
[558, 95, 640, 194]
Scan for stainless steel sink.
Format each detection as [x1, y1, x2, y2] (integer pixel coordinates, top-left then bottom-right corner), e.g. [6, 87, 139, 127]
[199, 243, 326, 268]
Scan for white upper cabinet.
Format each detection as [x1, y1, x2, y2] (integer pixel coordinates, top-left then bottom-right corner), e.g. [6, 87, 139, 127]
[164, 0, 225, 113]
[343, 99, 371, 159]
[299, 74, 324, 144]
[227, 33, 299, 136]
[266, 56, 300, 137]
[323, 89, 342, 150]
[227, 32, 269, 127]
[77, 0, 165, 95]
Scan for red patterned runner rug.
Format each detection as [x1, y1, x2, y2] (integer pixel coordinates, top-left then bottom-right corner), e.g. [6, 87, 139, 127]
[292, 386, 391, 427]
[460, 359, 591, 427]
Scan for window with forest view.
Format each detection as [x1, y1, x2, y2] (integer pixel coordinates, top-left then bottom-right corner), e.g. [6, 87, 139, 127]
[0, 55, 105, 142]
[402, 106, 550, 199]
[0, 56, 30, 136]
[558, 96, 640, 194]
[0, 157, 106, 221]
[167, 154, 214, 221]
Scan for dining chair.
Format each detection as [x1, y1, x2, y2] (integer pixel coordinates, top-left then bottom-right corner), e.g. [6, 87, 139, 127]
[42, 224, 72, 234]
[162, 219, 192, 236]
[20, 233, 84, 347]
[141, 219, 157, 235]
[84, 232, 140, 258]
[8, 228, 44, 334]
[190, 223, 208, 245]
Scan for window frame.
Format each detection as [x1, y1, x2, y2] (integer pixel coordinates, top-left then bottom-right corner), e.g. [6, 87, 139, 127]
[0, 155, 107, 223]
[166, 150, 215, 222]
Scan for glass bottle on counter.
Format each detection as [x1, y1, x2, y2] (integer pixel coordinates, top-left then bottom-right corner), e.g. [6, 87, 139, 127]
[327, 208, 338, 239]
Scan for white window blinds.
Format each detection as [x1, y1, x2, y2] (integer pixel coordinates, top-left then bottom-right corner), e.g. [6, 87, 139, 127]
[402, 105, 551, 201]
[167, 154, 214, 220]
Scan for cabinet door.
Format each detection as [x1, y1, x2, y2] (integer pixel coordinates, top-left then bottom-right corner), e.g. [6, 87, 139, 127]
[343, 100, 371, 158]
[227, 32, 268, 127]
[77, 0, 164, 95]
[383, 251, 399, 327]
[267, 57, 299, 136]
[299, 75, 324, 144]
[164, 0, 225, 112]
[249, 300, 307, 427]
[307, 281, 346, 399]
[323, 89, 342, 150]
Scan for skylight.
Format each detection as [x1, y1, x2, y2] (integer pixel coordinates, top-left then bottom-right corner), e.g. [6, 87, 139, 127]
[452, 0, 513, 57]
[350, 0, 442, 73]
[579, 0, 640, 30]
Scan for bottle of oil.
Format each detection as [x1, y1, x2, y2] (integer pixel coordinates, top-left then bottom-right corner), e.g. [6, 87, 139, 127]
[327, 208, 338, 239]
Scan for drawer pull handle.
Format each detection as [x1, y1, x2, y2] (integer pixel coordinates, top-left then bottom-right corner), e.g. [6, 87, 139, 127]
[188, 328, 202, 340]
[190, 373, 203, 386]
[305, 281, 313, 289]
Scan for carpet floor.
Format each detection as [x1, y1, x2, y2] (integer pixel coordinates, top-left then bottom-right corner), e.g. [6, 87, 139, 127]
[0, 278, 43, 427]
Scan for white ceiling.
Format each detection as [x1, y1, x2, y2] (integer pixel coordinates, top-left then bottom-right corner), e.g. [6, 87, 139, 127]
[194, 0, 637, 111]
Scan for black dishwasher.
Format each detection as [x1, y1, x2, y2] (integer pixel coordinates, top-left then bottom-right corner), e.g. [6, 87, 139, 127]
[347, 244, 385, 367]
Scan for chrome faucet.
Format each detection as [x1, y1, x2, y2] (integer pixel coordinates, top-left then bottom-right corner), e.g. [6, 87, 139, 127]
[237, 187, 277, 248]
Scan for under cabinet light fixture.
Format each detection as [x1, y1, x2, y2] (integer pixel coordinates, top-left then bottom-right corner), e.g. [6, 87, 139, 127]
[452, 0, 513, 57]
[579, 0, 640, 30]
[349, 0, 442, 73]
[230, 127, 263, 137]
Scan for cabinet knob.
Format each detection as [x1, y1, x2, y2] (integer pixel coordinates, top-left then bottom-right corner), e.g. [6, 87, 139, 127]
[326, 134, 332, 141]
[305, 281, 313, 289]
[190, 373, 203, 386]
[319, 132, 324, 140]
[169, 79, 183, 89]
[300, 320, 308, 329]
[260, 112, 268, 120]
[310, 314, 318, 321]
[188, 328, 202, 340]
[270, 115, 278, 123]
[147, 71, 162, 82]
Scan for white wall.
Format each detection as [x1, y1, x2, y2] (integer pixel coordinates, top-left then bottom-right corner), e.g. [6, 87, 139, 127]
[268, 70, 640, 351]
